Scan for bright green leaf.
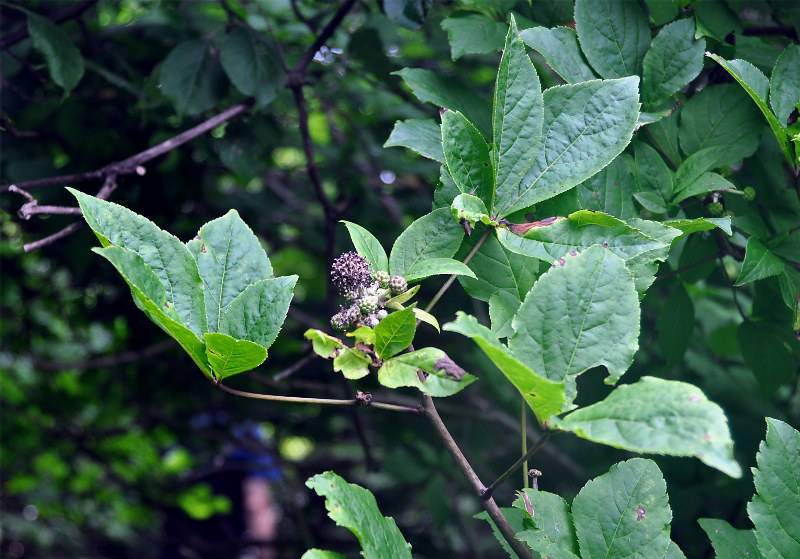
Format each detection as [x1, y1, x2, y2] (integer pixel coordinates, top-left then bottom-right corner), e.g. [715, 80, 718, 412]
[572, 458, 671, 559]
[664, 216, 733, 237]
[220, 276, 297, 350]
[306, 471, 412, 559]
[27, 13, 84, 95]
[634, 139, 674, 205]
[488, 290, 520, 338]
[389, 208, 464, 279]
[204, 332, 267, 380]
[553, 377, 742, 478]
[341, 221, 389, 273]
[672, 172, 736, 204]
[304, 329, 371, 380]
[574, 0, 650, 78]
[384, 119, 445, 163]
[374, 307, 416, 359]
[377, 347, 476, 396]
[514, 490, 579, 558]
[747, 418, 800, 559]
[301, 550, 346, 559]
[451, 193, 494, 228]
[520, 26, 598, 84]
[405, 258, 476, 282]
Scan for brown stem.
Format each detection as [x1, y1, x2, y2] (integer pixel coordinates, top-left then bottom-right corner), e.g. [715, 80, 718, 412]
[286, 0, 356, 83]
[422, 395, 533, 559]
[481, 432, 552, 500]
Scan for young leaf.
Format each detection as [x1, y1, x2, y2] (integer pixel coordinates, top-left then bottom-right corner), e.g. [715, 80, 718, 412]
[306, 471, 412, 559]
[707, 54, 795, 169]
[219, 276, 298, 350]
[70, 188, 208, 338]
[341, 221, 389, 273]
[451, 193, 495, 228]
[159, 39, 227, 116]
[404, 258, 476, 282]
[373, 307, 416, 360]
[770, 44, 800, 126]
[27, 13, 84, 96]
[301, 551, 346, 559]
[508, 245, 640, 388]
[553, 377, 742, 478]
[92, 246, 212, 379]
[642, 19, 705, 110]
[384, 119, 445, 163]
[697, 518, 759, 559]
[444, 313, 566, 424]
[389, 208, 464, 279]
[574, 0, 650, 79]
[219, 26, 284, 107]
[679, 84, 764, 166]
[203, 332, 267, 380]
[187, 210, 272, 333]
[735, 237, 785, 285]
[492, 16, 544, 212]
[572, 458, 671, 559]
[493, 77, 640, 217]
[747, 418, 800, 558]
[393, 68, 491, 138]
[513, 490, 580, 557]
[304, 329, 371, 380]
[377, 348, 476, 397]
[440, 12, 506, 60]
[520, 26, 598, 84]
[441, 110, 494, 204]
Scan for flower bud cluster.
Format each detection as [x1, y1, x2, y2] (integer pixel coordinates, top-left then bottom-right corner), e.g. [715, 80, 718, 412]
[328, 252, 407, 331]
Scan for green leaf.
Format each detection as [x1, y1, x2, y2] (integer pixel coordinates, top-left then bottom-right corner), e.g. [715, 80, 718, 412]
[405, 258, 476, 282]
[520, 26, 598, 84]
[644, 0, 678, 26]
[553, 377, 742, 478]
[508, 245, 640, 388]
[187, 210, 272, 333]
[219, 276, 297, 350]
[747, 418, 800, 559]
[572, 458, 671, 559]
[451, 193, 495, 228]
[27, 13, 84, 95]
[634, 141, 674, 208]
[647, 111, 682, 167]
[574, 0, 650, 78]
[394, 68, 491, 138]
[679, 84, 764, 166]
[303, 329, 372, 380]
[475, 508, 530, 558]
[672, 172, 736, 204]
[301, 550, 346, 559]
[203, 332, 267, 380]
[496, 211, 677, 295]
[735, 237, 785, 285]
[306, 471, 412, 559]
[664, 216, 733, 237]
[707, 54, 795, 169]
[492, 16, 544, 211]
[382, 0, 429, 30]
[494, 77, 640, 217]
[346, 326, 376, 346]
[70, 189, 208, 337]
[377, 348, 477, 396]
[159, 39, 227, 116]
[656, 282, 694, 370]
[341, 221, 389, 273]
[92, 246, 212, 379]
[457, 231, 539, 303]
[513, 490, 580, 557]
[642, 19, 705, 110]
[737, 321, 795, 398]
[697, 518, 759, 559]
[219, 26, 283, 107]
[440, 12, 506, 60]
[384, 119, 445, 163]
[673, 146, 727, 192]
[412, 308, 439, 332]
[444, 313, 566, 424]
[578, 154, 638, 218]
[770, 44, 800, 126]
[489, 290, 520, 338]
[389, 208, 464, 279]
[373, 307, 416, 359]
[385, 284, 420, 309]
[441, 110, 494, 204]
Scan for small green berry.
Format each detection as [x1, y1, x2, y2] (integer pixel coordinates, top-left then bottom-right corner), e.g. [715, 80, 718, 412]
[359, 295, 379, 316]
[743, 187, 756, 201]
[707, 201, 724, 215]
[389, 275, 408, 295]
[373, 270, 391, 289]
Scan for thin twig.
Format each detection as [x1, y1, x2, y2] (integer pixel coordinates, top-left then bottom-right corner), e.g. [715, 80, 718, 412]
[482, 432, 552, 500]
[425, 228, 491, 313]
[272, 351, 316, 382]
[286, 0, 356, 83]
[31, 340, 174, 370]
[421, 395, 533, 559]
[23, 222, 84, 252]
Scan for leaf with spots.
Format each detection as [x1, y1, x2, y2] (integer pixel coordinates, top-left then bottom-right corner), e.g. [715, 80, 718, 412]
[552, 377, 742, 478]
[572, 458, 671, 559]
[306, 471, 412, 559]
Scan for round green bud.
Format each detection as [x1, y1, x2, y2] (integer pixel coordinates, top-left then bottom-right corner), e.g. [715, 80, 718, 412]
[373, 270, 391, 289]
[743, 187, 756, 202]
[707, 201, 724, 215]
[359, 295, 379, 316]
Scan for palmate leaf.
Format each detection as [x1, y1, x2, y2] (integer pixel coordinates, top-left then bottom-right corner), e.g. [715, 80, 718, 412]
[306, 471, 412, 559]
[553, 377, 742, 478]
[747, 418, 800, 558]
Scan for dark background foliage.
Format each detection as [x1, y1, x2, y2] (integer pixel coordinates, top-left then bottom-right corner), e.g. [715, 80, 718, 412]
[1, 1, 798, 558]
